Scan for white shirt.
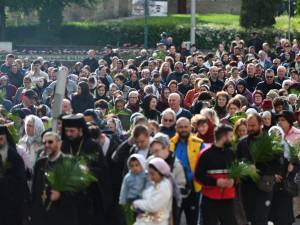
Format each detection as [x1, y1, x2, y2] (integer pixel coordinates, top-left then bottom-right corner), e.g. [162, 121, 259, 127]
[0, 145, 8, 163]
[101, 135, 111, 156]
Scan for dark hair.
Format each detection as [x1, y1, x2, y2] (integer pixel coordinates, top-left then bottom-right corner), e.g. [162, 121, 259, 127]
[132, 124, 149, 138]
[215, 124, 233, 141]
[88, 125, 101, 140]
[114, 73, 126, 82]
[227, 98, 241, 110]
[273, 97, 285, 107]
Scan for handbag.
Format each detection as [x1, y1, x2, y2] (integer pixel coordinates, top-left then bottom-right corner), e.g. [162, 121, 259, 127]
[257, 175, 275, 192]
[283, 174, 299, 197]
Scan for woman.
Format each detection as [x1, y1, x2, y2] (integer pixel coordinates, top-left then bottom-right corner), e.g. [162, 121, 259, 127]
[159, 108, 176, 138]
[14, 76, 32, 104]
[71, 82, 95, 113]
[157, 87, 170, 112]
[221, 98, 242, 125]
[184, 78, 201, 109]
[133, 157, 173, 225]
[223, 81, 236, 98]
[268, 126, 299, 225]
[159, 62, 172, 84]
[107, 117, 127, 142]
[141, 95, 161, 122]
[214, 91, 229, 120]
[236, 79, 253, 105]
[251, 90, 264, 112]
[262, 111, 273, 132]
[18, 115, 45, 167]
[125, 69, 140, 90]
[233, 118, 248, 141]
[33, 77, 47, 104]
[191, 114, 214, 144]
[126, 90, 142, 113]
[95, 83, 110, 102]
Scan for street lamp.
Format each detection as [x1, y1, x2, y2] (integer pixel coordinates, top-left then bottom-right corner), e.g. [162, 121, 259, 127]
[190, 0, 196, 45]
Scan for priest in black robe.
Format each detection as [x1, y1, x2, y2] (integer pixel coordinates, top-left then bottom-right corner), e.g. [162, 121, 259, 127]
[61, 114, 113, 225]
[0, 125, 26, 225]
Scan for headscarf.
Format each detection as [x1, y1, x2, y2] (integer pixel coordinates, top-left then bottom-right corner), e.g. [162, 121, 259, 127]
[24, 115, 45, 144]
[127, 153, 146, 170]
[148, 157, 182, 207]
[268, 126, 290, 160]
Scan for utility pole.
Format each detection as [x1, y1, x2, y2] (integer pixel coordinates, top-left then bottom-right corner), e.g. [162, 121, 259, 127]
[288, 0, 291, 42]
[190, 0, 196, 45]
[144, 0, 149, 49]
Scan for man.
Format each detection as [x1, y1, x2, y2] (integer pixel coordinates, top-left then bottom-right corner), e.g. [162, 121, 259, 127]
[103, 45, 117, 66]
[112, 124, 152, 174]
[256, 69, 282, 96]
[11, 89, 37, 115]
[27, 60, 49, 85]
[151, 70, 165, 95]
[244, 63, 262, 93]
[114, 73, 131, 98]
[61, 114, 112, 225]
[0, 54, 15, 75]
[0, 125, 26, 225]
[209, 66, 224, 93]
[258, 50, 272, 70]
[194, 55, 208, 74]
[82, 49, 98, 72]
[195, 125, 237, 225]
[170, 118, 205, 225]
[166, 62, 185, 84]
[31, 132, 78, 225]
[8, 63, 23, 88]
[168, 93, 192, 119]
[275, 65, 287, 85]
[237, 113, 280, 225]
[247, 32, 263, 52]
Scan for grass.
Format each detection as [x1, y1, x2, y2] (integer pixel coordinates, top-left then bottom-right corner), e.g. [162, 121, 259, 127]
[67, 13, 300, 32]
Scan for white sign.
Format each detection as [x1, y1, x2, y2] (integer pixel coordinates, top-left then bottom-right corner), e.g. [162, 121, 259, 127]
[132, 0, 168, 16]
[0, 42, 12, 52]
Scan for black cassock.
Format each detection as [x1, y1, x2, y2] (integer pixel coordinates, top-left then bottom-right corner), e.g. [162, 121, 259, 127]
[30, 154, 79, 225]
[0, 147, 26, 225]
[61, 137, 113, 225]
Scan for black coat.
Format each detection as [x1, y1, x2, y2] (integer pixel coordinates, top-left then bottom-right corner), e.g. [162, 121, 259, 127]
[0, 147, 26, 225]
[30, 155, 79, 225]
[71, 94, 94, 114]
[62, 137, 113, 225]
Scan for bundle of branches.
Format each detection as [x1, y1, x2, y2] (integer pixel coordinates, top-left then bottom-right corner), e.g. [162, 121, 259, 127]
[45, 156, 98, 210]
[250, 133, 283, 163]
[228, 161, 260, 183]
[289, 143, 300, 163]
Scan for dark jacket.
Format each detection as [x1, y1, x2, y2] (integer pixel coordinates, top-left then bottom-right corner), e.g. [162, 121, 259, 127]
[256, 81, 282, 96]
[244, 76, 262, 93]
[0, 147, 26, 225]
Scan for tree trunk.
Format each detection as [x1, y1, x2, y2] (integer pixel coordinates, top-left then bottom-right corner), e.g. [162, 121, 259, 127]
[0, 2, 6, 41]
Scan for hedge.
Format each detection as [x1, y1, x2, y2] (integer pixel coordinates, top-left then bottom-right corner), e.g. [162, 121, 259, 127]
[5, 21, 297, 50]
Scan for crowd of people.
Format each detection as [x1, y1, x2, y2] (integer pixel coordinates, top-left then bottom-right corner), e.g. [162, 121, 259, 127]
[0, 31, 300, 225]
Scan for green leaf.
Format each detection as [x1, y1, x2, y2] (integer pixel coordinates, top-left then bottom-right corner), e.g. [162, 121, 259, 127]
[228, 161, 260, 183]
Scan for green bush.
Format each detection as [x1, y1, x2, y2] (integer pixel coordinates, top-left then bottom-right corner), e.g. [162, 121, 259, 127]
[4, 19, 296, 49]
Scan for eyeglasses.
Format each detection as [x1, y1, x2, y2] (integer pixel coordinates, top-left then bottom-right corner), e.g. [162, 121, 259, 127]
[129, 96, 138, 99]
[163, 118, 173, 122]
[266, 76, 274, 79]
[43, 140, 54, 145]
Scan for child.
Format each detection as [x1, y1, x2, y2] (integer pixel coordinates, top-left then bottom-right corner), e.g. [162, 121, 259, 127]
[119, 154, 150, 205]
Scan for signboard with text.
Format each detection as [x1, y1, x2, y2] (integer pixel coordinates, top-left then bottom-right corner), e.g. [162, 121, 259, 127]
[132, 0, 168, 16]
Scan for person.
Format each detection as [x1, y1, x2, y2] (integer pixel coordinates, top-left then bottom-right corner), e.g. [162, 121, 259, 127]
[166, 61, 185, 84]
[209, 66, 224, 93]
[268, 126, 299, 225]
[148, 132, 186, 225]
[27, 60, 49, 85]
[159, 108, 176, 138]
[247, 32, 263, 52]
[256, 69, 282, 96]
[170, 118, 204, 225]
[119, 154, 150, 205]
[237, 113, 281, 225]
[0, 75, 17, 101]
[168, 93, 192, 119]
[126, 90, 142, 113]
[82, 49, 98, 72]
[141, 95, 161, 122]
[132, 157, 173, 225]
[184, 78, 201, 109]
[0, 125, 26, 225]
[30, 132, 79, 225]
[195, 124, 237, 225]
[191, 114, 214, 144]
[14, 76, 33, 104]
[157, 87, 171, 112]
[112, 124, 152, 175]
[61, 114, 113, 225]
[18, 115, 45, 166]
[244, 63, 262, 93]
[232, 118, 248, 143]
[214, 91, 229, 119]
[71, 81, 94, 114]
[0, 54, 15, 75]
[110, 96, 132, 130]
[236, 79, 253, 105]
[277, 110, 300, 145]
[8, 63, 24, 88]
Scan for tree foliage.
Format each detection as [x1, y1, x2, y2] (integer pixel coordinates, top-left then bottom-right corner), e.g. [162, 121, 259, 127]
[240, 0, 281, 28]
